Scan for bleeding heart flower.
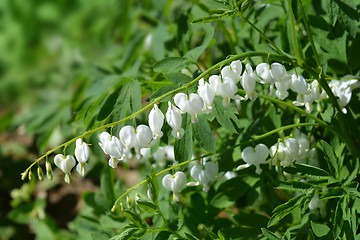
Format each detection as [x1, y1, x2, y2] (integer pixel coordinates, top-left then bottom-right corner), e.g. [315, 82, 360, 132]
[198, 78, 215, 112]
[98, 132, 124, 168]
[241, 144, 269, 174]
[148, 104, 164, 139]
[74, 138, 90, 176]
[256, 63, 286, 96]
[54, 154, 76, 184]
[119, 125, 153, 160]
[187, 161, 218, 192]
[174, 93, 204, 123]
[209, 75, 238, 107]
[166, 102, 184, 139]
[221, 60, 242, 83]
[162, 171, 187, 201]
[241, 63, 259, 101]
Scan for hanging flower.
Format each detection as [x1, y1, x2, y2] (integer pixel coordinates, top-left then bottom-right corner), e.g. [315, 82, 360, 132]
[221, 60, 242, 83]
[148, 104, 164, 139]
[174, 93, 204, 123]
[275, 74, 291, 100]
[291, 74, 309, 104]
[209, 75, 238, 107]
[98, 132, 124, 168]
[256, 62, 286, 95]
[270, 142, 288, 167]
[119, 125, 153, 160]
[187, 161, 218, 192]
[74, 138, 90, 176]
[241, 63, 259, 101]
[162, 171, 187, 201]
[166, 102, 184, 139]
[198, 78, 215, 112]
[54, 154, 76, 184]
[240, 144, 269, 174]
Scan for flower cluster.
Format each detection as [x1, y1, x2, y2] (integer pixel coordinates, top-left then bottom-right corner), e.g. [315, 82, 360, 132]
[26, 59, 358, 198]
[53, 138, 90, 184]
[236, 129, 318, 175]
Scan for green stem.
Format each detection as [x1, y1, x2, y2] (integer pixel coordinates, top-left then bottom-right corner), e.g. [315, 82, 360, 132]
[240, 15, 287, 57]
[297, 0, 320, 68]
[237, 89, 328, 127]
[157, 207, 185, 239]
[287, 0, 303, 67]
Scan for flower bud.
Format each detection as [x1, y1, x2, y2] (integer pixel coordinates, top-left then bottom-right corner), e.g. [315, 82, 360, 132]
[37, 166, 44, 181]
[45, 159, 53, 180]
[28, 170, 34, 181]
[21, 169, 29, 180]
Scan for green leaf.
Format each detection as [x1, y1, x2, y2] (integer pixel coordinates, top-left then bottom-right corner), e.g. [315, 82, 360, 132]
[319, 187, 344, 200]
[148, 84, 178, 103]
[185, 233, 200, 240]
[174, 114, 193, 163]
[275, 181, 313, 193]
[261, 228, 280, 240]
[123, 210, 143, 228]
[111, 80, 142, 133]
[217, 230, 226, 240]
[147, 170, 158, 203]
[153, 57, 194, 73]
[110, 228, 138, 240]
[328, 0, 359, 37]
[91, 232, 110, 240]
[191, 11, 235, 23]
[268, 195, 305, 227]
[320, 105, 334, 123]
[136, 199, 158, 212]
[185, 26, 214, 61]
[285, 163, 333, 178]
[239, 0, 255, 14]
[100, 165, 116, 208]
[97, 89, 120, 121]
[192, 115, 216, 153]
[321, 141, 338, 178]
[212, 97, 239, 133]
[165, 72, 193, 85]
[311, 222, 331, 238]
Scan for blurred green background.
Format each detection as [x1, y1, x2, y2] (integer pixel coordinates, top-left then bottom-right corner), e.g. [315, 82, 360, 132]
[0, 0, 176, 238]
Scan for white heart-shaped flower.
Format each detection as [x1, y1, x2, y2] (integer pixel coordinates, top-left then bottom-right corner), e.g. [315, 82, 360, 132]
[256, 63, 286, 84]
[54, 154, 76, 174]
[54, 154, 76, 184]
[209, 75, 238, 107]
[188, 161, 218, 192]
[221, 60, 242, 83]
[162, 171, 186, 201]
[174, 93, 204, 123]
[241, 144, 269, 174]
